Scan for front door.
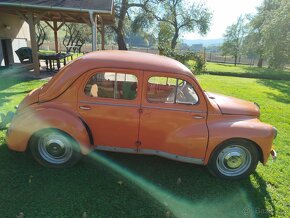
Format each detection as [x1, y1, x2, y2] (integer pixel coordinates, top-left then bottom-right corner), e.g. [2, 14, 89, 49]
[78, 69, 142, 151]
[139, 72, 208, 163]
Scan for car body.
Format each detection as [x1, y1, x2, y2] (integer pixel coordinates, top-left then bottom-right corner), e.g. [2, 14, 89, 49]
[6, 51, 277, 179]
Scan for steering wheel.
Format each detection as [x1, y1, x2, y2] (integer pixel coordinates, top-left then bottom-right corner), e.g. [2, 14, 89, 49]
[176, 88, 186, 101]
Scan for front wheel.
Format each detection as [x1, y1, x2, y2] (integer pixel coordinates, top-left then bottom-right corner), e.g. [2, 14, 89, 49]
[29, 129, 81, 168]
[207, 139, 259, 180]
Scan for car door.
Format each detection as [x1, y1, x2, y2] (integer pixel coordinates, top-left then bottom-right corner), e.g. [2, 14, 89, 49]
[77, 69, 142, 151]
[139, 72, 208, 163]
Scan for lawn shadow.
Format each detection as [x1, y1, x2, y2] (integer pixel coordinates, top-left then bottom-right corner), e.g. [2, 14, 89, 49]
[0, 142, 275, 217]
[0, 76, 32, 92]
[85, 151, 275, 218]
[0, 91, 31, 108]
[257, 79, 290, 104]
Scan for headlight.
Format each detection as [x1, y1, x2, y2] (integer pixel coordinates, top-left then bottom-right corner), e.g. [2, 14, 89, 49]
[273, 127, 278, 139]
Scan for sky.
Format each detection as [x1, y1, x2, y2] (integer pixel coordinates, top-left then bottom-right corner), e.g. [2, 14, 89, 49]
[183, 0, 264, 40]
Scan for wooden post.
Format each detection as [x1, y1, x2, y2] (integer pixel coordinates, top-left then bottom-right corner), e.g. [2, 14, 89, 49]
[100, 16, 105, 50]
[45, 21, 64, 53]
[53, 21, 59, 53]
[27, 12, 40, 75]
[89, 11, 97, 51]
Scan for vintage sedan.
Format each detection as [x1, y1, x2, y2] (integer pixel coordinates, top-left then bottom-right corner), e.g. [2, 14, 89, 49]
[6, 51, 277, 179]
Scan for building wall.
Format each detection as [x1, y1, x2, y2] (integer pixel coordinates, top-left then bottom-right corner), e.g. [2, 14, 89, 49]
[0, 12, 30, 66]
[0, 13, 30, 39]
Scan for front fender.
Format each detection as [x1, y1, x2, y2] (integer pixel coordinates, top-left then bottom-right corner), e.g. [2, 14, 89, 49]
[6, 105, 91, 154]
[204, 115, 275, 165]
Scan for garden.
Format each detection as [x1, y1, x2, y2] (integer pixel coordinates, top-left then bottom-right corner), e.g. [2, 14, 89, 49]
[0, 63, 289, 217]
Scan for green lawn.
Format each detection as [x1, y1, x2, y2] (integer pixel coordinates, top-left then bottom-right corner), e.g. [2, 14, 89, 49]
[0, 72, 289, 217]
[205, 62, 290, 80]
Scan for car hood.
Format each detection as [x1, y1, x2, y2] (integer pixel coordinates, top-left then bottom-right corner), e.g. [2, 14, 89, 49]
[206, 92, 260, 116]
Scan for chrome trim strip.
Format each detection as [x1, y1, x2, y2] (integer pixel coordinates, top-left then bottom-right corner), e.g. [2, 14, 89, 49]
[79, 100, 139, 108]
[79, 101, 204, 113]
[139, 149, 204, 165]
[95, 145, 137, 153]
[142, 105, 203, 113]
[94, 145, 204, 165]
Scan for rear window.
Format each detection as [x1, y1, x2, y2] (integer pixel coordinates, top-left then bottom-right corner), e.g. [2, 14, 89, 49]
[85, 72, 138, 100]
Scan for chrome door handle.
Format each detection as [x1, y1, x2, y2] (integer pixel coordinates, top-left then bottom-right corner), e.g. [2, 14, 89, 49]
[79, 106, 91, 110]
[193, 115, 204, 119]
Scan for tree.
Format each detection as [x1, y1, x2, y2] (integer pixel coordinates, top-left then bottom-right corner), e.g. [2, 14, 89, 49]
[62, 23, 91, 53]
[36, 22, 48, 50]
[221, 16, 247, 66]
[111, 0, 154, 50]
[244, 0, 290, 68]
[158, 22, 174, 54]
[260, 0, 290, 68]
[154, 0, 211, 50]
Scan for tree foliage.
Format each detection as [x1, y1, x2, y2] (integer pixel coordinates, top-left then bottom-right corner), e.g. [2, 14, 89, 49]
[111, 0, 155, 50]
[161, 47, 206, 74]
[221, 16, 247, 66]
[111, 0, 211, 51]
[244, 0, 290, 68]
[154, 0, 212, 50]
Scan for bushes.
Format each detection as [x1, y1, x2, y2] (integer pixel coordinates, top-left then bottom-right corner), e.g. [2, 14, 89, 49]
[159, 46, 206, 74]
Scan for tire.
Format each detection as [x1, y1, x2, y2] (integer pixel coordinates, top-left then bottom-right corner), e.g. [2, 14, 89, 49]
[29, 129, 81, 168]
[207, 139, 259, 180]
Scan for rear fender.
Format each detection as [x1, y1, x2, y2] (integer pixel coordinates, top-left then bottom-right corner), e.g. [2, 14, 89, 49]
[7, 106, 91, 154]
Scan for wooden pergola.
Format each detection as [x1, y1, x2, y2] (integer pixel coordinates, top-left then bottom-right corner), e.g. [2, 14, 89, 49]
[0, 0, 114, 75]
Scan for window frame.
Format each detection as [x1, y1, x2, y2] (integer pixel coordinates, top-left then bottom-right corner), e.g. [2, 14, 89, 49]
[146, 75, 200, 106]
[83, 71, 139, 101]
[79, 68, 142, 103]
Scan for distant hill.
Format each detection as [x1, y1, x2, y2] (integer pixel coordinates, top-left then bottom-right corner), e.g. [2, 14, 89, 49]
[183, 38, 223, 47]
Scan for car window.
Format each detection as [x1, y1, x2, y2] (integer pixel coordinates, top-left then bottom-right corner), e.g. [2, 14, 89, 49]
[85, 72, 138, 100]
[147, 76, 198, 105]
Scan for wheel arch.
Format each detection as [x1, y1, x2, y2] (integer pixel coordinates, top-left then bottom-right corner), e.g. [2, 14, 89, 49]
[205, 137, 263, 165]
[7, 106, 92, 154]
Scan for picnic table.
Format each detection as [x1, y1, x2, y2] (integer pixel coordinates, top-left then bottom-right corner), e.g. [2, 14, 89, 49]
[38, 53, 74, 71]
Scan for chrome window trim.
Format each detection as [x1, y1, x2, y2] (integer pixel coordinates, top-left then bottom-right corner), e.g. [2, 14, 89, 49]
[94, 145, 204, 165]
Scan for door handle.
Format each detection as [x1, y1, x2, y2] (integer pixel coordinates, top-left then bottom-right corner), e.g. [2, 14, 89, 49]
[79, 105, 91, 110]
[193, 115, 205, 119]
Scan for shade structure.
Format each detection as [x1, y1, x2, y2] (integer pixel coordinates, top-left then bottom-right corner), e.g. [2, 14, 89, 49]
[0, 0, 115, 75]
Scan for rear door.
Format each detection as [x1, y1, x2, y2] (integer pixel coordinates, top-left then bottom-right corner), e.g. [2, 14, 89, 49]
[77, 69, 142, 151]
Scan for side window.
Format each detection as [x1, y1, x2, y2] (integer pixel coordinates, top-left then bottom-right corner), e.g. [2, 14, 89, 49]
[85, 72, 138, 100]
[147, 76, 198, 105]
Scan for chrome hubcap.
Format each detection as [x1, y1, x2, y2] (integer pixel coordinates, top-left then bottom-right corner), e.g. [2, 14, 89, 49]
[38, 133, 73, 164]
[217, 145, 251, 177]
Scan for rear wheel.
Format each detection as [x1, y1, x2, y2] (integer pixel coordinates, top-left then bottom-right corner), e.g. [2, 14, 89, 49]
[29, 129, 81, 168]
[207, 139, 259, 180]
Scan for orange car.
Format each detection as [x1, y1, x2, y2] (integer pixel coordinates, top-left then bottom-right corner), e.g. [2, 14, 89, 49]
[6, 51, 277, 179]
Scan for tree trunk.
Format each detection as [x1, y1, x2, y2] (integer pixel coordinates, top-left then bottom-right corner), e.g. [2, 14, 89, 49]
[234, 55, 237, 66]
[117, 31, 127, 50]
[171, 31, 179, 50]
[257, 57, 263, 67]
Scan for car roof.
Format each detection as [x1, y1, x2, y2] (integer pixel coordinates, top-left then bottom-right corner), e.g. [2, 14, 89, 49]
[80, 50, 192, 75]
[40, 50, 194, 102]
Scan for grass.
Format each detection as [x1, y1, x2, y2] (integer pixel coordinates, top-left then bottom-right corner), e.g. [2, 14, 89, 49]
[0, 71, 289, 217]
[205, 62, 290, 81]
